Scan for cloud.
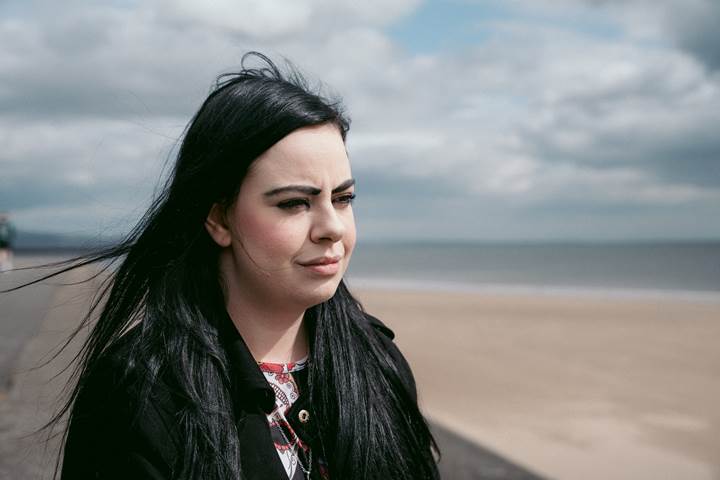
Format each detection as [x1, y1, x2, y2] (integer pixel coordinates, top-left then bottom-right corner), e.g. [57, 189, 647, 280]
[549, 0, 720, 70]
[0, 0, 718, 240]
[155, 0, 422, 35]
[512, 44, 720, 187]
[0, 117, 179, 236]
[666, 0, 720, 70]
[156, 0, 314, 38]
[0, 5, 237, 119]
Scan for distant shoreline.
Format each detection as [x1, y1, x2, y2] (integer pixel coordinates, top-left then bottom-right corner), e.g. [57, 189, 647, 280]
[13, 251, 720, 304]
[13, 247, 98, 255]
[347, 276, 720, 304]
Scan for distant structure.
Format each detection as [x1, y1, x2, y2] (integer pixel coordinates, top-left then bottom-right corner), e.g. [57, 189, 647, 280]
[0, 211, 16, 271]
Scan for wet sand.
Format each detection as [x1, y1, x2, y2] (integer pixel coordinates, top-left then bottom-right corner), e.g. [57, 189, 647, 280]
[355, 288, 720, 480]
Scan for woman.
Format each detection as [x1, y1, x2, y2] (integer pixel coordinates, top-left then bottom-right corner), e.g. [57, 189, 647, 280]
[0, 212, 16, 272]
[45, 53, 440, 479]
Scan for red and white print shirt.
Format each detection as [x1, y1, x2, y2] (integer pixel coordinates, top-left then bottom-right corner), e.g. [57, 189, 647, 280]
[257, 357, 330, 479]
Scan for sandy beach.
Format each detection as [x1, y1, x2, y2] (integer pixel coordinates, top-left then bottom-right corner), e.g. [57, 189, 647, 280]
[355, 287, 720, 480]
[1, 263, 541, 480]
[2, 257, 719, 479]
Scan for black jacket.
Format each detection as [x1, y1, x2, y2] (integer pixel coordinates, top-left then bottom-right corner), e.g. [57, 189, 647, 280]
[60, 311, 422, 479]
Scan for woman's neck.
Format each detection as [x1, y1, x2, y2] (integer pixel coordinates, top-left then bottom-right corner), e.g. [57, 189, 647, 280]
[225, 297, 309, 364]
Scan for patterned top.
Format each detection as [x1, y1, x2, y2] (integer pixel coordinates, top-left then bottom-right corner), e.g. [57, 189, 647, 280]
[257, 357, 330, 479]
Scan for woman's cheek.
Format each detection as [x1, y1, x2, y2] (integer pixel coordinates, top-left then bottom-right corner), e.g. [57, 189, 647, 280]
[344, 213, 357, 253]
[253, 218, 305, 259]
[235, 209, 279, 242]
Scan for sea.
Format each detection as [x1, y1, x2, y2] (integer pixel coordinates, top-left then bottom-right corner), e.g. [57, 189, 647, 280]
[345, 241, 720, 301]
[9, 241, 720, 301]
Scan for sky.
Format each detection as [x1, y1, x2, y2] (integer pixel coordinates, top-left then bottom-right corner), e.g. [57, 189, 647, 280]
[0, 0, 719, 242]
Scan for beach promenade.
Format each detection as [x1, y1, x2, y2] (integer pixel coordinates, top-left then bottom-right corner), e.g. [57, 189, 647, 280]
[0, 263, 99, 479]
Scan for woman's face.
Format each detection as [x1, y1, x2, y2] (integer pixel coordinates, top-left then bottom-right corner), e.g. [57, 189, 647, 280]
[207, 123, 356, 310]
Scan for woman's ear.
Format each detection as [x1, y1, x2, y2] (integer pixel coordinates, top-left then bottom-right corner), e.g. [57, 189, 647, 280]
[205, 203, 232, 247]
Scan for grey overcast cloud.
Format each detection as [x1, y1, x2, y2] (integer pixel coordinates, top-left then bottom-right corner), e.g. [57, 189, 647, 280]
[0, 0, 719, 241]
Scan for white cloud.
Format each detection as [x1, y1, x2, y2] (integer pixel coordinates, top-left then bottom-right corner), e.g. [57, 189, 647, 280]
[519, 0, 720, 69]
[349, 131, 446, 154]
[155, 0, 314, 37]
[0, 0, 719, 240]
[149, 0, 421, 37]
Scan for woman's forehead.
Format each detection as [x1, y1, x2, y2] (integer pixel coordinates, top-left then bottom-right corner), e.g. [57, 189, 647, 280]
[246, 125, 351, 185]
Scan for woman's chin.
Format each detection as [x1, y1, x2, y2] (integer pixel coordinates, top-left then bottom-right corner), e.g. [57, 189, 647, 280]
[298, 281, 341, 308]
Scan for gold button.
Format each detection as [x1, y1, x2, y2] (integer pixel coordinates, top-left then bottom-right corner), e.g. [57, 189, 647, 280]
[298, 409, 310, 423]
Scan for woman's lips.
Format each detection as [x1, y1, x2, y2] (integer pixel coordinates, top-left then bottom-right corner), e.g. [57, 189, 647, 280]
[300, 257, 340, 275]
[299, 259, 341, 276]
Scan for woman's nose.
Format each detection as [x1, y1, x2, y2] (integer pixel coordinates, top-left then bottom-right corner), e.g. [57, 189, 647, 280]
[310, 204, 346, 243]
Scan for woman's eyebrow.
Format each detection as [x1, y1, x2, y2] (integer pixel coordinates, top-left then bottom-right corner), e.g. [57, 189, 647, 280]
[263, 178, 355, 197]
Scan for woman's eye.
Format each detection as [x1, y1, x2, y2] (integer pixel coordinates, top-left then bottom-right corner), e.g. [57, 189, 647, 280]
[278, 199, 310, 210]
[334, 193, 356, 206]
[278, 194, 355, 211]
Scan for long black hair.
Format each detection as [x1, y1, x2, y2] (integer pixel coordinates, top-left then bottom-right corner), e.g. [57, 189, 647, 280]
[12, 52, 439, 479]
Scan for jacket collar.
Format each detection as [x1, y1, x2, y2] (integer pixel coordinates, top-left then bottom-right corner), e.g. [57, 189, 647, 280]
[218, 309, 276, 414]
